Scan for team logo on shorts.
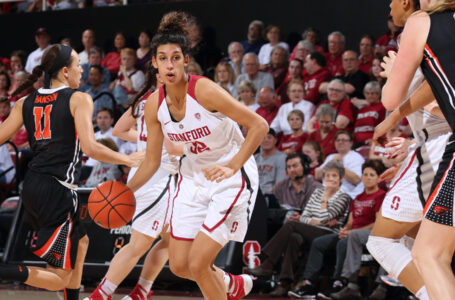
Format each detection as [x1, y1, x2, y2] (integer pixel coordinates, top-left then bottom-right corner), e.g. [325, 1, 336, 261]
[195, 113, 201, 120]
[434, 206, 450, 216]
[179, 124, 184, 129]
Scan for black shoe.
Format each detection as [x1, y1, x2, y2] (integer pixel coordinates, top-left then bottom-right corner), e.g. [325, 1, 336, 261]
[317, 280, 345, 300]
[288, 284, 317, 299]
[247, 264, 274, 278]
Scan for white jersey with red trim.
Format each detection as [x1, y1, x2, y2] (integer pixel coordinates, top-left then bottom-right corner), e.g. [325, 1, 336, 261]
[156, 75, 247, 178]
[135, 96, 178, 172]
[404, 68, 451, 145]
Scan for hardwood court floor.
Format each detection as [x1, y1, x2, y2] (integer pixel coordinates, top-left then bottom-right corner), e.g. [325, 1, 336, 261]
[0, 284, 289, 300]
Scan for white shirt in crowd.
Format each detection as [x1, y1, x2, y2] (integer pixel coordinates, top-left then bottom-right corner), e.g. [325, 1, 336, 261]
[85, 127, 124, 167]
[25, 46, 50, 73]
[270, 99, 315, 135]
[258, 42, 289, 65]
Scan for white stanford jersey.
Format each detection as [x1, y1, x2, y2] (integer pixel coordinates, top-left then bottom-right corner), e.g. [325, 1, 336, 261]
[157, 75, 246, 175]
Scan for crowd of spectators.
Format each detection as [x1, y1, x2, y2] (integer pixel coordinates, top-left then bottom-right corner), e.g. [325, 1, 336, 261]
[0, 15, 417, 299]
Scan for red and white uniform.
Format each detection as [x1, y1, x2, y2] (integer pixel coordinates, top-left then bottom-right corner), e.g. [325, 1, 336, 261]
[127, 95, 179, 238]
[157, 75, 258, 246]
[382, 68, 451, 222]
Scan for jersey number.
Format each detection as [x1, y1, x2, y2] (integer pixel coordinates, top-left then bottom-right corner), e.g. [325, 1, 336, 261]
[33, 105, 53, 140]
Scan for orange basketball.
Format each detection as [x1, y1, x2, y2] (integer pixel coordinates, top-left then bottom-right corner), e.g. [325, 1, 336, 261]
[88, 181, 136, 229]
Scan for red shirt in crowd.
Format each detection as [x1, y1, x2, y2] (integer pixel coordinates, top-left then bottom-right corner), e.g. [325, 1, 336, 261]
[358, 55, 373, 75]
[101, 51, 121, 75]
[316, 98, 356, 132]
[375, 31, 400, 54]
[277, 133, 308, 153]
[353, 102, 386, 144]
[303, 68, 332, 104]
[256, 105, 280, 125]
[308, 126, 338, 157]
[323, 53, 344, 77]
[350, 188, 386, 229]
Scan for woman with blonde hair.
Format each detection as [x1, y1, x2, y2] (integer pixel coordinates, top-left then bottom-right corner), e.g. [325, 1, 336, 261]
[215, 61, 236, 95]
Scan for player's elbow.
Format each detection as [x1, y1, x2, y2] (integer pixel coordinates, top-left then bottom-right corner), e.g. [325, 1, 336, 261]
[112, 126, 121, 138]
[256, 117, 269, 137]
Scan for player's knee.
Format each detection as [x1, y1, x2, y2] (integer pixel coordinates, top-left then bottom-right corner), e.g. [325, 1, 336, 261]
[367, 235, 410, 279]
[187, 256, 208, 279]
[169, 259, 190, 278]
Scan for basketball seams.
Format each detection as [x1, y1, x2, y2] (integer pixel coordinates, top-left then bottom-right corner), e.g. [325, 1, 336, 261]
[88, 181, 136, 229]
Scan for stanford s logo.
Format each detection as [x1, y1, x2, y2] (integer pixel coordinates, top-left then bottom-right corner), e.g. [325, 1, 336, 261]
[243, 240, 261, 269]
[190, 141, 210, 154]
[230, 221, 238, 233]
[152, 220, 159, 231]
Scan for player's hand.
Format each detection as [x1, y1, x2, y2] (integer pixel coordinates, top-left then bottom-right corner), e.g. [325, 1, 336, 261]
[373, 117, 396, 146]
[380, 163, 401, 182]
[380, 50, 397, 78]
[202, 165, 235, 183]
[384, 137, 410, 162]
[288, 212, 301, 222]
[126, 151, 145, 167]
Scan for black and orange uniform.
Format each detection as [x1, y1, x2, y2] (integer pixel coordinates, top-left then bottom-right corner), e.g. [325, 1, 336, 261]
[21, 86, 85, 269]
[421, 10, 455, 226]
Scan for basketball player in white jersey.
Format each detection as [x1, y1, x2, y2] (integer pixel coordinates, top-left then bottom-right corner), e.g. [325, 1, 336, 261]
[85, 69, 181, 300]
[126, 12, 268, 300]
[365, 1, 450, 300]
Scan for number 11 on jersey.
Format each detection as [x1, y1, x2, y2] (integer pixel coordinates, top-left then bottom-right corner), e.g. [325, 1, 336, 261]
[33, 105, 53, 140]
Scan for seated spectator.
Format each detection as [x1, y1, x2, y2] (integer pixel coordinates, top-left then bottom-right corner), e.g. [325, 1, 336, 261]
[53, 0, 77, 10]
[375, 16, 400, 56]
[0, 71, 10, 97]
[255, 87, 280, 125]
[226, 41, 245, 76]
[82, 65, 113, 119]
[240, 20, 266, 55]
[370, 54, 386, 87]
[214, 61, 236, 95]
[102, 32, 126, 77]
[290, 40, 315, 62]
[289, 159, 386, 299]
[25, 28, 51, 74]
[336, 50, 370, 99]
[276, 58, 303, 104]
[316, 131, 365, 199]
[112, 48, 145, 108]
[277, 110, 309, 155]
[308, 104, 339, 156]
[80, 46, 111, 89]
[272, 153, 322, 213]
[237, 80, 259, 111]
[302, 27, 324, 53]
[78, 29, 96, 65]
[135, 30, 152, 72]
[0, 143, 14, 184]
[186, 60, 204, 76]
[85, 108, 123, 167]
[254, 128, 287, 195]
[303, 52, 331, 104]
[187, 17, 221, 73]
[271, 79, 314, 135]
[358, 35, 375, 75]
[302, 141, 324, 176]
[237, 80, 257, 106]
[83, 138, 122, 187]
[258, 25, 289, 67]
[262, 46, 289, 88]
[353, 81, 386, 147]
[8, 50, 27, 88]
[10, 71, 27, 97]
[232, 53, 274, 98]
[248, 160, 350, 297]
[0, 97, 10, 123]
[308, 79, 356, 132]
[324, 31, 345, 77]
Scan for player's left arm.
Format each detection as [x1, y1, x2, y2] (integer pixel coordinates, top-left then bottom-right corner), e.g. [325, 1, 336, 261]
[381, 12, 430, 111]
[196, 78, 269, 182]
[0, 98, 25, 144]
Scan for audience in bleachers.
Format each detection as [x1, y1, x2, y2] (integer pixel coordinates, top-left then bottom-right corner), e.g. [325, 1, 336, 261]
[0, 16, 418, 297]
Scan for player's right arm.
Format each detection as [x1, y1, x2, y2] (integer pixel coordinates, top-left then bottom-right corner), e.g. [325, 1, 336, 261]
[0, 98, 25, 144]
[112, 107, 138, 143]
[70, 92, 143, 167]
[127, 92, 163, 192]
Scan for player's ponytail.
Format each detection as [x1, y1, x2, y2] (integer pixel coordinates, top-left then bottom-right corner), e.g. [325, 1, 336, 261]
[12, 44, 73, 97]
[129, 61, 158, 118]
[426, 0, 455, 13]
[151, 11, 192, 57]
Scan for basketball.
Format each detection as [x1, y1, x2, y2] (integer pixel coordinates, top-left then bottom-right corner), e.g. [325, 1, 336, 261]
[88, 181, 136, 229]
